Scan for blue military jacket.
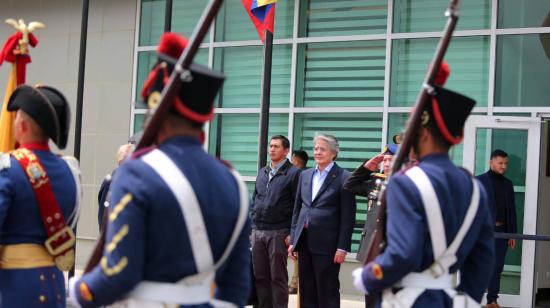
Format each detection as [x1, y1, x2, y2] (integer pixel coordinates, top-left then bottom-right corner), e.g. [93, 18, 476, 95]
[74, 136, 251, 307]
[361, 154, 495, 306]
[0, 144, 78, 307]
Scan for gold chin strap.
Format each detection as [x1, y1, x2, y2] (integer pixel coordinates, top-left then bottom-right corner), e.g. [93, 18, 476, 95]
[421, 110, 430, 126]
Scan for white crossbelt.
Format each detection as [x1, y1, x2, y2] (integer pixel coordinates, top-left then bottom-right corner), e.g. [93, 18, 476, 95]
[120, 149, 249, 307]
[381, 166, 481, 308]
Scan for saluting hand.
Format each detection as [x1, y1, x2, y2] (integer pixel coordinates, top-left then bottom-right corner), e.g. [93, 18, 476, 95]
[334, 250, 347, 264]
[364, 153, 384, 171]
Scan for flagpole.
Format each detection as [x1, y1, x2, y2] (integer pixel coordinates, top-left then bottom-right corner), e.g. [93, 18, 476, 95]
[70, 0, 89, 280]
[257, 30, 273, 171]
[164, 0, 173, 32]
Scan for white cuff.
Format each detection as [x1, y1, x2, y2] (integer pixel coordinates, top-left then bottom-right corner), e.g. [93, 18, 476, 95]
[68, 276, 83, 308]
[352, 268, 368, 295]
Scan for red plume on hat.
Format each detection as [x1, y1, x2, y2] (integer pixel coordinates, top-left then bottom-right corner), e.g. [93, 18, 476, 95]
[157, 32, 188, 59]
[434, 61, 450, 86]
[140, 32, 225, 124]
[428, 61, 476, 145]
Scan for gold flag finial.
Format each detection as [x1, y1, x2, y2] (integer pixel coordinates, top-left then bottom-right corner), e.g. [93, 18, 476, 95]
[5, 18, 45, 55]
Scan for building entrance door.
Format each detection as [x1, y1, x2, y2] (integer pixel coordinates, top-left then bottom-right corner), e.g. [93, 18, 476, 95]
[463, 115, 542, 307]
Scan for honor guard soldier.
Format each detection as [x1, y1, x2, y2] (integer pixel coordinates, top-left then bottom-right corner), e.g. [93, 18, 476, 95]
[352, 64, 495, 307]
[0, 85, 80, 307]
[69, 32, 251, 307]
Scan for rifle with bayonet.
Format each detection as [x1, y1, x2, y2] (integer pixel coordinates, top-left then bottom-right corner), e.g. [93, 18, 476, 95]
[83, 0, 224, 273]
[363, 0, 461, 306]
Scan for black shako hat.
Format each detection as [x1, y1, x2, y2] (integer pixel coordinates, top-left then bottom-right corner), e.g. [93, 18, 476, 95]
[421, 62, 476, 145]
[7, 85, 70, 149]
[141, 32, 225, 124]
[423, 85, 476, 145]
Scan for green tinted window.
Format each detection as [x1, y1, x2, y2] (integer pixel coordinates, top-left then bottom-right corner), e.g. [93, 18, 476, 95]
[139, 0, 165, 46]
[140, 0, 209, 46]
[495, 34, 550, 107]
[214, 45, 291, 108]
[390, 36, 489, 107]
[294, 113, 383, 253]
[208, 113, 288, 176]
[296, 41, 386, 107]
[134, 114, 145, 133]
[172, 0, 209, 40]
[293, 113, 383, 172]
[387, 113, 463, 165]
[498, 0, 550, 29]
[215, 0, 294, 42]
[393, 0, 491, 33]
[299, 0, 387, 37]
[135, 49, 209, 109]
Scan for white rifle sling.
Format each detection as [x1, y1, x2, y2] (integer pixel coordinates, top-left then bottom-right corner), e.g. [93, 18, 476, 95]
[123, 149, 248, 307]
[381, 166, 481, 308]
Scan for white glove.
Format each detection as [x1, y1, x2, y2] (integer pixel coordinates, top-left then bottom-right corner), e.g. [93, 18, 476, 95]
[68, 276, 83, 308]
[352, 267, 368, 294]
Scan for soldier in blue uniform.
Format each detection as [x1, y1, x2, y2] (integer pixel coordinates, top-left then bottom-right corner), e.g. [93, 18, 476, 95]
[69, 32, 251, 307]
[0, 84, 80, 307]
[352, 64, 495, 307]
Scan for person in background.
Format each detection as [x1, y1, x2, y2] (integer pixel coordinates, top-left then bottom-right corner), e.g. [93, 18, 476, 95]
[289, 133, 357, 308]
[97, 143, 134, 230]
[477, 149, 517, 308]
[251, 135, 301, 308]
[288, 149, 308, 295]
[343, 142, 397, 263]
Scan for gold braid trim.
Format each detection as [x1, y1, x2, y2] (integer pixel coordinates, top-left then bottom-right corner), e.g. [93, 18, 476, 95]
[106, 224, 129, 254]
[109, 193, 132, 222]
[100, 256, 128, 277]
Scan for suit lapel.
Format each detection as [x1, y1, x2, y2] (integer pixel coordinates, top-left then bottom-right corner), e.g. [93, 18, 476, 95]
[312, 164, 340, 205]
[302, 169, 313, 206]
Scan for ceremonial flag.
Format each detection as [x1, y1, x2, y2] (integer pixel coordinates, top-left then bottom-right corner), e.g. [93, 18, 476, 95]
[0, 20, 43, 152]
[0, 64, 17, 152]
[242, 0, 277, 43]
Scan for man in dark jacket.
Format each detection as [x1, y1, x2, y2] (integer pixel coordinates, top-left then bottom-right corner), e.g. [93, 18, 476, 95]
[477, 149, 517, 308]
[251, 135, 301, 308]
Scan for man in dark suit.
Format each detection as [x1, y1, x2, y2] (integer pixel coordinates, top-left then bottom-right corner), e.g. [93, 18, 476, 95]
[288, 133, 357, 308]
[477, 149, 517, 308]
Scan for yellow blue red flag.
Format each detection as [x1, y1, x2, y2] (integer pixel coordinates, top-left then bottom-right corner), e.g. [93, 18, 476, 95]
[242, 0, 277, 43]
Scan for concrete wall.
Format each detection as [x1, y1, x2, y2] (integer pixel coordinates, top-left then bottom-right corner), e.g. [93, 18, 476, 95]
[0, 0, 137, 268]
[537, 121, 550, 289]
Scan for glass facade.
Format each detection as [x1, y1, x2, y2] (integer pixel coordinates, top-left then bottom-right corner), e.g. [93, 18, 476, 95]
[133, 1, 550, 280]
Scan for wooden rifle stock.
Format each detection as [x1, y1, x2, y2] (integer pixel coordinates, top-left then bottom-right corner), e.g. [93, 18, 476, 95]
[363, 0, 461, 305]
[83, 0, 224, 273]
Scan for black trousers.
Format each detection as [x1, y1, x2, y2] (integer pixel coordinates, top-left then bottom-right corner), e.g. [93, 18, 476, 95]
[251, 229, 289, 308]
[298, 230, 341, 308]
[487, 225, 508, 303]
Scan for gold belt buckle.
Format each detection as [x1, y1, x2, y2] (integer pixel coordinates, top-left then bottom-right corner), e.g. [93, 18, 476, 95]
[44, 226, 76, 271]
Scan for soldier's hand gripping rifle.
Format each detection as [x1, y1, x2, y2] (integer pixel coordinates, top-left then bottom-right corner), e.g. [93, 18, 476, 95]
[363, 0, 461, 305]
[84, 0, 225, 273]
